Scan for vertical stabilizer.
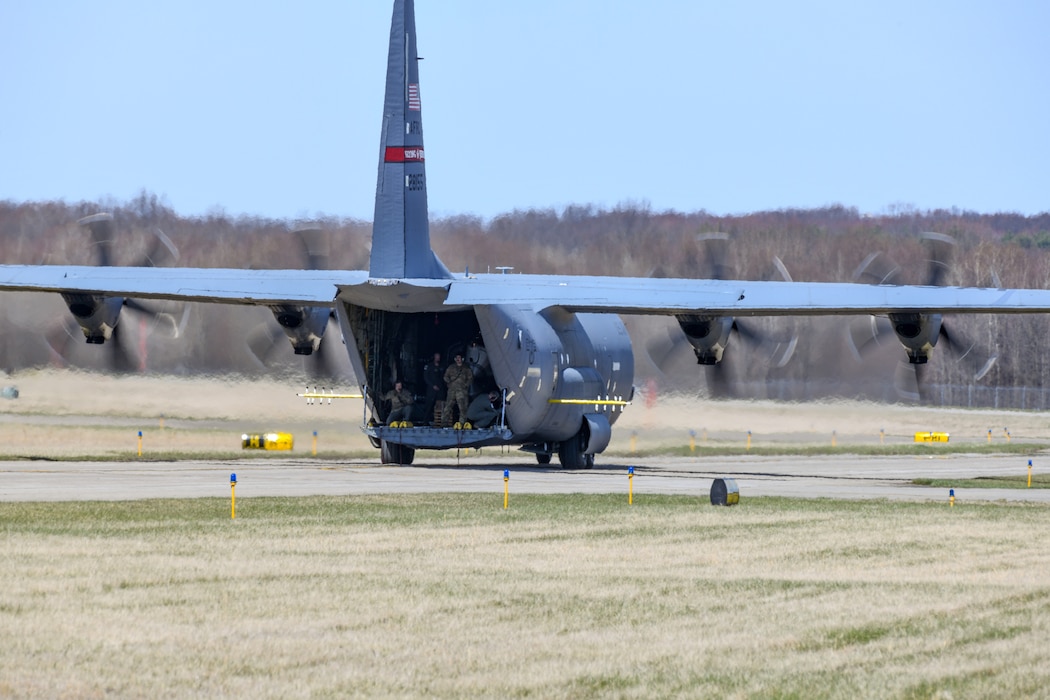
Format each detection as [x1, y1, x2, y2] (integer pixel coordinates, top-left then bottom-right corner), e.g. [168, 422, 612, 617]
[369, 0, 451, 280]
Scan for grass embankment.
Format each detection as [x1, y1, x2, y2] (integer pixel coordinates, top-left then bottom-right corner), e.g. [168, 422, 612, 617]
[914, 473, 1050, 490]
[8, 449, 380, 462]
[618, 442, 1047, 458]
[3, 494, 1050, 698]
[8, 442, 1048, 463]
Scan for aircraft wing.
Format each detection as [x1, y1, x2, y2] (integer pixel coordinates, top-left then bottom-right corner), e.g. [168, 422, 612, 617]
[444, 274, 1050, 316]
[0, 265, 364, 305]
[5, 265, 1050, 317]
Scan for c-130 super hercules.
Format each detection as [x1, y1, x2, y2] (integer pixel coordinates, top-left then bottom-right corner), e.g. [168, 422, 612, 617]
[5, 0, 1050, 466]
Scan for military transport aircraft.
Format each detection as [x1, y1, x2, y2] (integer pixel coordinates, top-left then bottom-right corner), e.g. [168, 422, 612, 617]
[3, 0, 1050, 467]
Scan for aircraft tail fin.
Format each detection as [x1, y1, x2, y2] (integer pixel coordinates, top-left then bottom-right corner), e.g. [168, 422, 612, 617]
[369, 0, 452, 280]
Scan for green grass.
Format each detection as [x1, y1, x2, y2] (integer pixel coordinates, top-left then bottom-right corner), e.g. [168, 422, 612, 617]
[6, 449, 382, 462]
[913, 473, 1050, 489]
[619, 442, 1048, 458]
[3, 494, 1050, 698]
[7, 441, 1048, 462]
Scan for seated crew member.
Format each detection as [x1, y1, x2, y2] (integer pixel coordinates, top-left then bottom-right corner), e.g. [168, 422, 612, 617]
[381, 380, 414, 425]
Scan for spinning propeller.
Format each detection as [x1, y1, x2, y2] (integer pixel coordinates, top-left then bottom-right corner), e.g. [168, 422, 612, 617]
[246, 226, 349, 380]
[847, 232, 997, 402]
[48, 213, 188, 372]
[646, 232, 797, 398]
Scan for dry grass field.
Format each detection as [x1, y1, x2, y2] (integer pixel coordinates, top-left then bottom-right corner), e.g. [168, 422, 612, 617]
[3, 370, 1050, 697]
[3, 369, 1050, 458]
[2, 495, 1050, 698]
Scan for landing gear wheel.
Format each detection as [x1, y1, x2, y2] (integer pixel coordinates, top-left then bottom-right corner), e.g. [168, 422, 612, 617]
[380, 440, 415, 465]
[536, 453, 552, 465]
[557, 433, 587, 469]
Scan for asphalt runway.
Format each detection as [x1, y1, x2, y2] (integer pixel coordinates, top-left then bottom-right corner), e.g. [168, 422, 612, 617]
[2, 453, 1048, 503]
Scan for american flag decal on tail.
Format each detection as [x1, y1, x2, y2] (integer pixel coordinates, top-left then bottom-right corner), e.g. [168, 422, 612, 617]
[408, 84, 421, 110]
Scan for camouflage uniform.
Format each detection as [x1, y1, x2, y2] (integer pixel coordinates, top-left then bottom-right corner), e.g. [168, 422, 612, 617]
[382, 383, 414, 425]
[441, 356, 473, 426]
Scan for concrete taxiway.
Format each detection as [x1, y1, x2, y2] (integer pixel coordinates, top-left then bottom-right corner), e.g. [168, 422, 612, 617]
[2, 453, 1047, 503]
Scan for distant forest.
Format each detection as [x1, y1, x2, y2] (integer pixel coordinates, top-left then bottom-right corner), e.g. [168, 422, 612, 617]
[3, 192, 1050, 407]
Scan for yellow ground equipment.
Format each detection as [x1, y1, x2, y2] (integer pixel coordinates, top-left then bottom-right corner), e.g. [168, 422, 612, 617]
[242, 432, 295, 450]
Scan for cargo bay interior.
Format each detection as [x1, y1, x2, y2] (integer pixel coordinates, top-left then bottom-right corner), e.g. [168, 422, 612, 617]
[341, 304, 496, 425]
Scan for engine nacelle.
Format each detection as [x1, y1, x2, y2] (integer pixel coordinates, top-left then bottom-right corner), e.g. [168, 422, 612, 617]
[60, 293, 124, 344]
[268, 305, 331, 355]
[889, 312, 943, 363]
[675, 314, 734, 364]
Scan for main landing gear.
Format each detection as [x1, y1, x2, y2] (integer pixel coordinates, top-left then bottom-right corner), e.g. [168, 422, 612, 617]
[557, 430, 594, 469]
[380, 440, 415, 465]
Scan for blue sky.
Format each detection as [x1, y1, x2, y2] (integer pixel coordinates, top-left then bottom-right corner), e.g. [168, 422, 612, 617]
[2, 1, 1047, 221]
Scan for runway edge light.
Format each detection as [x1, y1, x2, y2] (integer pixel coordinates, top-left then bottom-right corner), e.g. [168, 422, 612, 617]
[230, 473, 237, 520]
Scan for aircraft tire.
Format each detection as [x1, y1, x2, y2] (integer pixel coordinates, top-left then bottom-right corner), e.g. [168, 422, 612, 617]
[557, 434, 586, 469]
[536, 453, 552, 465]
[380, 440, 414, 465]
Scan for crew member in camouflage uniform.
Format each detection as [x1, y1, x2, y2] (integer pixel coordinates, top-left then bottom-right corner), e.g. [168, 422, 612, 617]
[440, 353, 473, 427]
[382, 380, 415, 425]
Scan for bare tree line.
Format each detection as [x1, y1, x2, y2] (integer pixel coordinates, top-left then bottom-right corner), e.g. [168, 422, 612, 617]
[2, 194, 1049, 406]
